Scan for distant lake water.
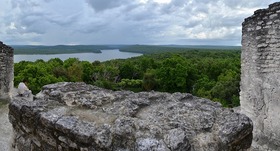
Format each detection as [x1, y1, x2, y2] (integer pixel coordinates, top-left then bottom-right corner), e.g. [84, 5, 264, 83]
[14, 49, 142, 63]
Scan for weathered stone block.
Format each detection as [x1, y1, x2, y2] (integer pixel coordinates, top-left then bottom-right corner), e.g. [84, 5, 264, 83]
[241, 2, 280, 151]
[0, 41, 13, 101]
[10, 82, 253, 151]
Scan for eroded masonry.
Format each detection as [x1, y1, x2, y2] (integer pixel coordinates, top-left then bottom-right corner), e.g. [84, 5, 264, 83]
[10, 82, 253, 151]
[240, 2, 280, 150]
[0, 41, 13, 101]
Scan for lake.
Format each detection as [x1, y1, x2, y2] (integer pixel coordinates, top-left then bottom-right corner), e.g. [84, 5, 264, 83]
[14, 49, 142, 63]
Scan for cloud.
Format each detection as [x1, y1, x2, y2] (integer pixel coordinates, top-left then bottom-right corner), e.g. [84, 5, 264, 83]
[222, 0, 275, 9]
[85, 0, 133, 12]
[0, 0, 279, 45]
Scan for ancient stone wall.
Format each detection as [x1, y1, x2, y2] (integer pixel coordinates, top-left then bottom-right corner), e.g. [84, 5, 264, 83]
[9, 82, 253, 151]
[240, 2, 280, 150]
[0, 41, 13, 101]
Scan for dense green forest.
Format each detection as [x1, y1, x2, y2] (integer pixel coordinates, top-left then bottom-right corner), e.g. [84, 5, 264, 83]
[14, 49, 241, 107]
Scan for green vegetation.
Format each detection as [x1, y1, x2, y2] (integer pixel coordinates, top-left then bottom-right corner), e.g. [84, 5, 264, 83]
[14, 47, 241, 107]
[118, 45, 241, 54]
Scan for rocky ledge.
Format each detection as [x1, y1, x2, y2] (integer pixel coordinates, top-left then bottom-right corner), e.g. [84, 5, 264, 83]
[9, 82, 253, 151]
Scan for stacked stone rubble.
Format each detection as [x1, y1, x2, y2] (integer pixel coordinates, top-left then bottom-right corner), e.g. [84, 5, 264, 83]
[240, 2, 280, 150]
[9, 82, 253, 151]
[0, 41, 13, 101]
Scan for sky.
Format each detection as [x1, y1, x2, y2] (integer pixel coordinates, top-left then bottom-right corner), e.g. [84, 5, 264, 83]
[0, 0, 279, 46]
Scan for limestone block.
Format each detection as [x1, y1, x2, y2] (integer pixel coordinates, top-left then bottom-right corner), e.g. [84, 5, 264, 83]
[241, 2, 280, 150]
[9, 82, 253, 151]
[0, 41, 13, 101]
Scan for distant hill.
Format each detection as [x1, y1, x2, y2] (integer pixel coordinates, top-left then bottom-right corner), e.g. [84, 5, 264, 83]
[160, 45, 241, 50]
[12, 45, 108, 54]
[118, 45, 241, 54]
[12, 45, 241, 55]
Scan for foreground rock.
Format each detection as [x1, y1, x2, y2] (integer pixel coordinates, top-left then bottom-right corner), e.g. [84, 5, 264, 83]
[9, 82, 252, 151]
[0, 103, 13, 151]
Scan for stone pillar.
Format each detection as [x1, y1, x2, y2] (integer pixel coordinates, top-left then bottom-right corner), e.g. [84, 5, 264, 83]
[240, 2, 280, 150]
[0, 41, 14, 101]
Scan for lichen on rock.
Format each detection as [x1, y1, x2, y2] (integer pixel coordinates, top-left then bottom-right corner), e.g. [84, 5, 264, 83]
[9, 82, 253, 150]
[241, 2, 280, 150]
[0, 41, 13, 101]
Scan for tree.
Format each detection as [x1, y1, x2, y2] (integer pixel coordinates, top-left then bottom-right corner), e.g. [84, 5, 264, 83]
[142, 71, 157, 91]
[48, 58, 64, 68]
[67, 62, 83, 82]
[210, 69, 240, 107]
[81, 61, 94, 84]
[193, 76, 216, 99]
[139, 57, 156, 72]
[14, 49, 241, 107]
[119, 61, 138, 79]
[157, 55, 188, 92]
[63, 58, 79, 69]
[118, 79, 142, 91]
[14, 62, 63, 94]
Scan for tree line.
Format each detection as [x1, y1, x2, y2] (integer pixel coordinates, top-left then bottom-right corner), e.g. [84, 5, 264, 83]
[14, 50, 241, 107]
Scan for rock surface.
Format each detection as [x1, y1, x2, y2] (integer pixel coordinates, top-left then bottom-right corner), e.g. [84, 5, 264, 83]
[0, 41, 13, 101]
[241, 2, 280, 150]
[9, 82, 253, 151]
[0, 103, 13, 151]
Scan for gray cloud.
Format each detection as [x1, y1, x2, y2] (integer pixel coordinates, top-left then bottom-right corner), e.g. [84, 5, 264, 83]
[0, 0, 279, 45]
[223, 0, 274, 9]
[85, 0, 133, 12]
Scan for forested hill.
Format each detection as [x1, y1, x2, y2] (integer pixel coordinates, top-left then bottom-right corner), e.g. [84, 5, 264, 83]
[118, 45, 240, 54]
[12, 45, 240, 54]
[12, 45, 106, 54]
[14, 48, 241, 107]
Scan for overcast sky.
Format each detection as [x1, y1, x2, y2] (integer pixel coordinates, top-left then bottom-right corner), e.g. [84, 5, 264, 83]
[0, 0, 278, 46]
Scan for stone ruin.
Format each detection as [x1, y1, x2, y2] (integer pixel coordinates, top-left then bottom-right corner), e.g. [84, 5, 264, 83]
[9, 82, 253, 151]
[0, 41, 13, 101]
[240, 2, 280, 150]
[6, 2, 280, 149]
